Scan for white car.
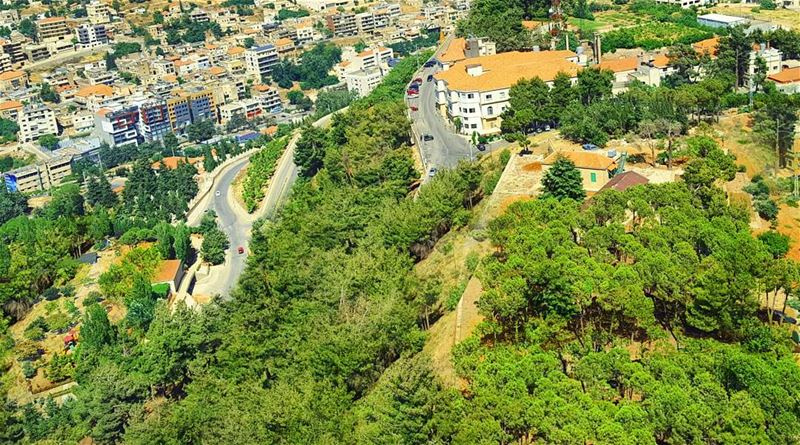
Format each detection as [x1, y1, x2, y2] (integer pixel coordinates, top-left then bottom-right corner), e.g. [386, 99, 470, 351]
[215, 190, 221, 197]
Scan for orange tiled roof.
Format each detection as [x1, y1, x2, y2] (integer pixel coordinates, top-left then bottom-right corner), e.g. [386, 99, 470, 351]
[434, 50, 579, 92]
[598, 57, 638, 73]
[96, 107, 111, 117]
[75, 84, 113, 98]
[652, 54, 670, 68]
[253, 84, 271, 92]
[543, 151, 617, 171]
[208, 66, 225, 75]
[151, 156, 202, 170]
[768, 67, 800, 84]
[693, 37, 719, 57]
[522, 20, 546, 30]
[276, 37, 293, 46]
[439, 37, 466, 63]
[0, 100, 22, 111]
[0, 70, 24, 81]
[261, 125, 278, 136]
[153, 259, 182, 283]
[38, 16, 66, 24]
[227, 46, 245, 55]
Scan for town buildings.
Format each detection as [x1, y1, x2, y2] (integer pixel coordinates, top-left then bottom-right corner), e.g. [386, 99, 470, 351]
[18, 102, 58, 142]
[434, 50, 582, 135]
[2, 155, 73, 193]
[245, 44, 279, 81]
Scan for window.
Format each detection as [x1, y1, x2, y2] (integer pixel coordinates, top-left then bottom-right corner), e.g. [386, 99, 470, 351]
[468, 108, 475, 113]
[485, 94, 492, 99]
[467, 93, 474, 99]
[590, 172, 597, 183]
[471, 124, 477, 129]
[487, 106, 494, 115]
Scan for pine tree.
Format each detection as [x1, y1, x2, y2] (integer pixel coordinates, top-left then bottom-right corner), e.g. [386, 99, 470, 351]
[541, 156, 586, 201]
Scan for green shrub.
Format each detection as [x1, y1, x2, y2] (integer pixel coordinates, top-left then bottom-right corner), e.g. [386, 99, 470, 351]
[21, 361, 37, 379]
[24, 326, 45, 341]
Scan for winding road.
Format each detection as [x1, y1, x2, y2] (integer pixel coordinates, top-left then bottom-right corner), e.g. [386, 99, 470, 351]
[187, 110, 343, 298]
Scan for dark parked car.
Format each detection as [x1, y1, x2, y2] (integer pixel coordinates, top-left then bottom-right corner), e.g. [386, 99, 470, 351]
[427, 74, 434, 82]
[424, 60, 436, 68]
[422, 134, 434, 141]
[428, 167, 438, 177]
[477, 143, 487, 151]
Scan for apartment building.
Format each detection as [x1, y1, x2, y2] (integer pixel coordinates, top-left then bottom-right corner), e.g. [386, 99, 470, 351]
[253, 84, 282, 112]
[138, 100, 172, 141]
[219, 98, 263, 124]
[72, 112, 95, 133]
[750, 45, 782, 76]
[0, 70, 26, 92]
[189, 9, 210, 23]
[245, 44, 279, 81]
[275, 37, 295, 55]
[37, 16, 70, 42]
[166, 88, 216, 132]
[434, 50, 581, 135]
[75, 24, 109, 48]
[438, 37, 497, 71]
[74, 84, 115, 111]
[0, 53, 11, 73]
[18, 102, 59, 142]
[94, 106, 140, 147]
[0, 10, 19, 29]
[335, 46, 394, 78]
[295, 0, 352, 12]
[0, 100, 22, 121]
[345, 69, 383, 97]
[25, 44, 50, 62]
[1, 39, 26, 64]
[655, 0, 711, 8]
[152, 59, 177, 77]
[293, 21, 315, 45]
[3, 155, 73, 193]
[326, 12, 357, 37]
[87, 0, 111, 24]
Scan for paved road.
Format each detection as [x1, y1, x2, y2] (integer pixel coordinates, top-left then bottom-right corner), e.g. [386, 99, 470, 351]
[194, 108, 345, 298]
[206, 157, 252, 297]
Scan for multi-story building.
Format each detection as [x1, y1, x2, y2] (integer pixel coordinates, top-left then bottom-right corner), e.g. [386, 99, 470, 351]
[0, 100, 22, 121]
[84, 67, 117, 85]
[138, 100, 172, 141]
[3, 156, 73, 193]
[94, 106, 140, 147]
[245, 44, 279, 81]
[25, 44, 50, 62]
[36, 16, 70, 42]
[750, 45, 782, 77]
[167, 88, 217, 132]
[326, 12, 357, 37]
[345, 69, 383, 97]
[0, 69, 26, 92]
[295, 0, 352, 12]
[75, 24, 109, 48]
[74, 84, 115, 111]
[0, 10, 19, 29]
[253, 84, 282, 112]
[434, 50, 581, 135]
[1, 39, 26, 64]
[335, 46, 394, 79]
[18, 102, 59, 142]
[219, 98, 263, 125]
[655, 0, 710, 7]
[0, 53, 11, 73]
[438, 37, 497, 71]
[87, 0, 111, 24]
[275, 37, 296, 55]
[293, 21, 315, 45]
[152, 59, 177, 77]
[189, 9, 210, 23]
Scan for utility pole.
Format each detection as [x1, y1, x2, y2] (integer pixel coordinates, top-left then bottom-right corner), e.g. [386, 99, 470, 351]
[776, 116, 781, 170]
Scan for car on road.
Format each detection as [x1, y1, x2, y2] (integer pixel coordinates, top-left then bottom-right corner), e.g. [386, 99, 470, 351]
[238, 246, 245, 254]
[410, 105, 418, 111]
[406, 89, 419, 97]
[414, 77, 422, 83]
[477, 143, 487, 151]
[424, 60, 436, 68]
[422, 134, 434, 141]
[428, 167, 438, 177]
[427, 74, 434, 82]
[215, 190, 221, 197]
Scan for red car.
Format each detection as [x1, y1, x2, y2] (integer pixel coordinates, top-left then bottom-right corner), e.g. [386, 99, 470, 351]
[237, 246, 245, 254]
[410, 105, 418, 111]
[414, 77, 422, 83]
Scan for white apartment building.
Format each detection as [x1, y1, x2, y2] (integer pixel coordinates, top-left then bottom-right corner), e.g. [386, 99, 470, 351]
[0, 53, 11, 74]
[3, 156, 73, 193]
[75, 24, 109, 49]
[245, 44, 279, 81]
[750, 45, 782, 77]
[253, 84, 282, 112]
[72, 112, 95, 133]
[152, 59, 176, 77]
[434, 50, 581, 135]
[345, 68, 383, 97]
[87, 1, 111, 24]
[0, 10, 19, 29]
[18, 103, 59, 142]
[219, 98, 263, 124]
[335, 46, 394, 78]
[655, 0, 711, 8]
[295, 0, 352, 12]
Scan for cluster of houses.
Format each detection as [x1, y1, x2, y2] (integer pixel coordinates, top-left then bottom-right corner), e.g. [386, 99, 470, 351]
[434, 13, 800, 137]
